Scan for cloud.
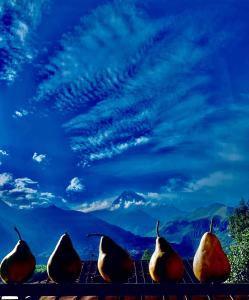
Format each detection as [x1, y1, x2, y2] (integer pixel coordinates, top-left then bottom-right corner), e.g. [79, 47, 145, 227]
[13, 109, 29, 118]
[218, 142, 244, 162]
[185, 171, 234, 192]
[138, 190, 178, 205]
[161, 178, 187, 193]
[0, 172, 65, 209]
[0, 149, 9, 156]
[66, 177, 85, 192]
[77, 200, 111, 213]
[0, 149, 9, 165]
[32, 152, 47, 163]
[0, 0, 47, 83]
[0, 172, 13, 187]
[33, 1, 239, 165]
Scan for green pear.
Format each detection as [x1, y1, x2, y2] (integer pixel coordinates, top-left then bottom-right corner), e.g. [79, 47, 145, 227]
[47, 233, 82, 283]
[193, 218, 231, 283]
[0, 227, 36, 283]
[88, 233, 134, 282]
[149, 221, 184, 282]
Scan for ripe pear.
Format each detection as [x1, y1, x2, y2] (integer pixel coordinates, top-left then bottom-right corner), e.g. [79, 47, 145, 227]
[193, 218, 231, 283]
[47, 233, 82, 283]
[149, 221, 184, 282]
[0, 227, 36, 283]
[87, 233, 134, 282]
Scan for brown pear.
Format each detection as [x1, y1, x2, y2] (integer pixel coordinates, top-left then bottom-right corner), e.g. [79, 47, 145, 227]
[0, 227, 36, 283]
[149, 221, 184, 282]
[193, 218, 231, 283]
[88, 233, 134, 282]
[47, 233, 82, 283]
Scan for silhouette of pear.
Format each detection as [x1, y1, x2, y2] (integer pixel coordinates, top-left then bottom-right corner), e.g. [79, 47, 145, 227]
[47, 233, 82, 283]
[87, 233, 133, 282]
[0, 227, 36, 283]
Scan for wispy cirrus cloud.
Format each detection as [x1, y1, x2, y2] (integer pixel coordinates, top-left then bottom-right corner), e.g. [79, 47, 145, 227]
[33, 0, 242, 166]
[0, 0, 47, 83]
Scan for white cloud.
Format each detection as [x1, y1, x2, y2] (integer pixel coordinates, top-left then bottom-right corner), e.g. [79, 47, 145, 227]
[77, 200, 110, 213]
[66, 177, 85, 192]
[0, 173, 65, 209]
[185, 171, 234, 192]
[162, 178, 186, 193]
[124, 200, 147, 209]
[15, 177, 38, 188]
[32, 152, 46, 163]
[0, 149, 9, 156]
[218, 143, 244, 162]
[0, 150, 9, 166]
[0, 173, 13, 187]
[138, 192, 161, 200]
[13, 109, 29, 118]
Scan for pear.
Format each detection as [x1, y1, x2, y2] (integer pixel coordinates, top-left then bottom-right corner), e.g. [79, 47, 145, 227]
[193, 218, 231, 283]
[87, 233, 134, 282]
[0, 227, 36, 283]
[149, 221, 184, 282]
[47, 233, 82, 283]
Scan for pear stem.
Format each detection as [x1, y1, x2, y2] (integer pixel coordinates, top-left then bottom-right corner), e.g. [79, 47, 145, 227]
[209, 218, 214, 233]
[87, 233, 104, 238]
[14, 227, 22, 240]
[156, 221, 160, 237]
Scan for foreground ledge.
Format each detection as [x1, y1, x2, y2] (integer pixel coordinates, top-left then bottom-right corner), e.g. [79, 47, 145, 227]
[0, 283, 248, 297]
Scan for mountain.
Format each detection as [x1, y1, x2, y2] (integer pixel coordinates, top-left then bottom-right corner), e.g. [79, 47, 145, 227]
[142, 204, 185, 224]
[111, 190, 147, 209]
[0, 202, 20, 256]
[0, 199, 235, 262]
[158, 202, 234, 257]
[93, 207, 157, 236]
[92, 191, 155, 235]
[186, 202, 234, 221]
[92, 191, 184, 236]
[0, 200, 154, 263]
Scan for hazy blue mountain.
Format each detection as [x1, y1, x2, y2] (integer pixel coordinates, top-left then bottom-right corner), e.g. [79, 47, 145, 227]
[92, 191, 184, 236]
[158, 202, 234, 257]
[93, 207, 157, 236]
[0, 199, 235, 262]
[186, 202, 234, 221]
[141, 204, 185, 225]
[0, 203, 23, 256]
[0, 200, 155, 263]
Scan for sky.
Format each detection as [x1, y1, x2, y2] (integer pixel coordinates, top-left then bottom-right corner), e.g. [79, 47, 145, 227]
[0, 0, 249, 211]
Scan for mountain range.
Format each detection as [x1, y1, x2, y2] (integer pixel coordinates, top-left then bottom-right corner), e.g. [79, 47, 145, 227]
[92, 191, 234, 256]
[0, 199, 154, 263]
[158, 202, 234, 253]
[0, 191, 235, 262]
[92, 191, 184, 235]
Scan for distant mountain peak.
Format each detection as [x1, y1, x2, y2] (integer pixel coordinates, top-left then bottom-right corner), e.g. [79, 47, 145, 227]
[111, 190, 146, 209]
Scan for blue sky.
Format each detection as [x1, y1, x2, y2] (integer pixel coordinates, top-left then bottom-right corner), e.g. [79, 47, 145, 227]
[0, 0, 249, 211]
